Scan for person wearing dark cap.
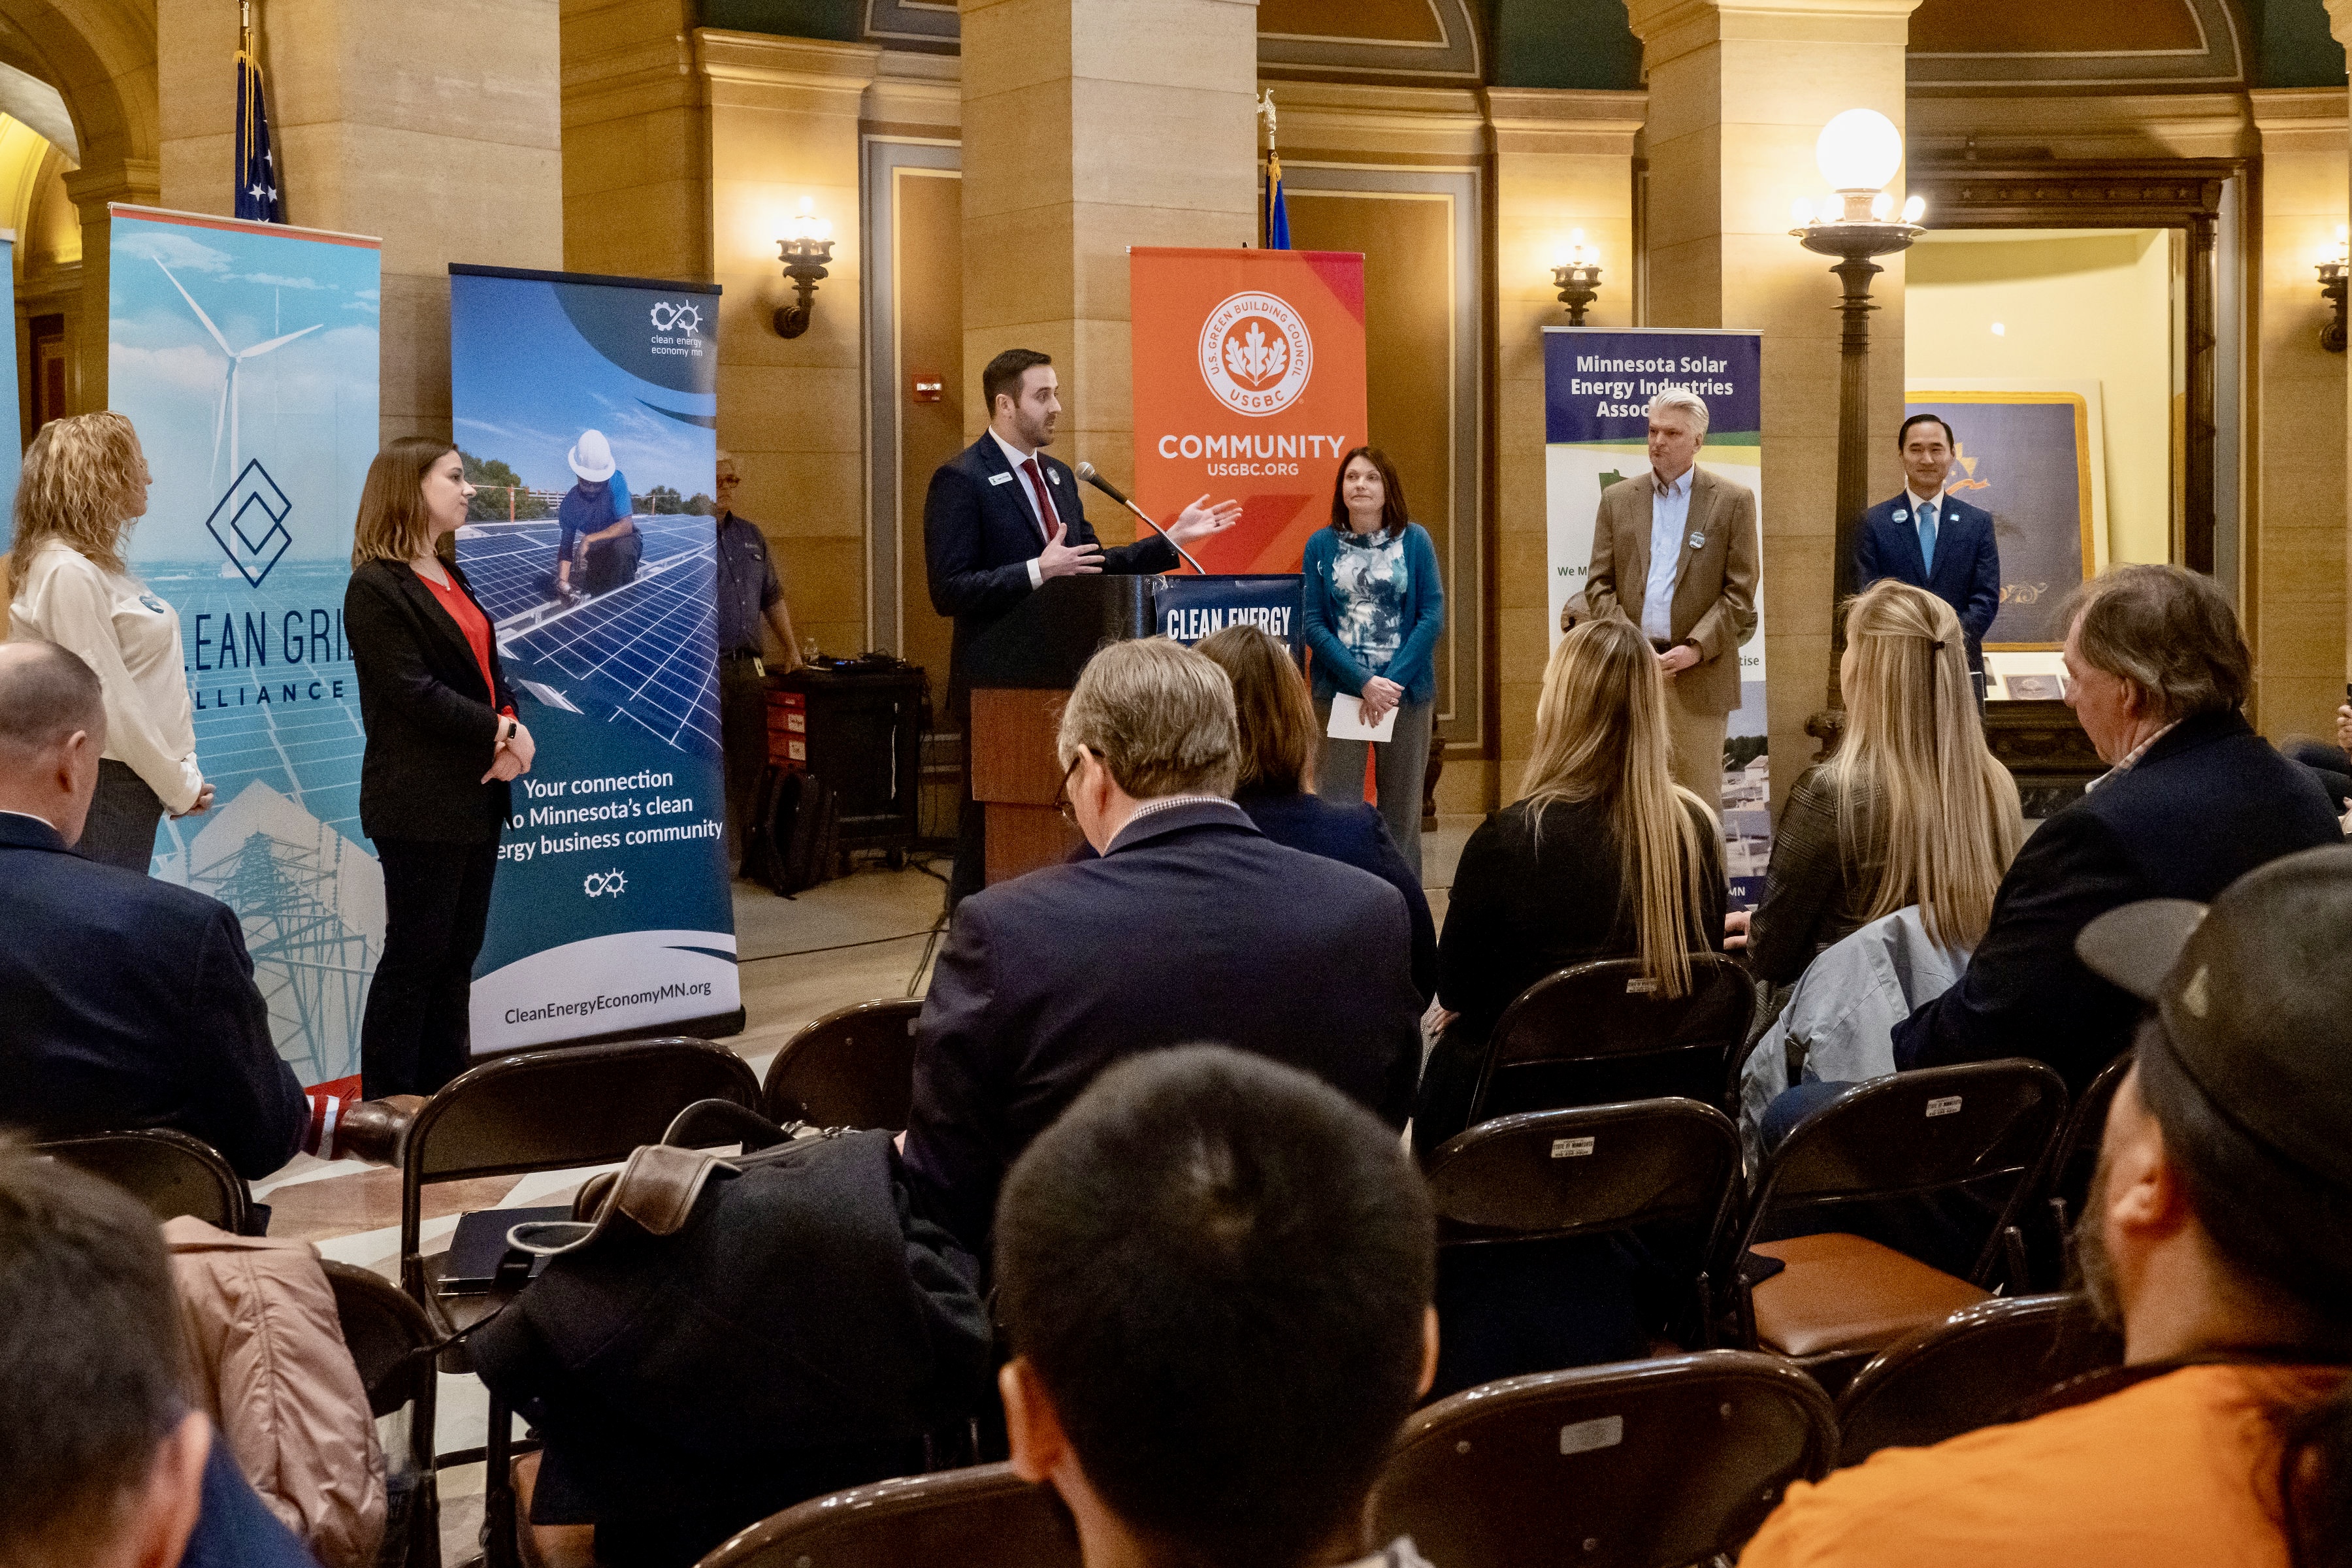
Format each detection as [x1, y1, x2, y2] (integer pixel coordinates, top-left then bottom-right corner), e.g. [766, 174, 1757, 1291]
[1742, 843, 2352, 1568]
[1889, 563, 2341, 1094]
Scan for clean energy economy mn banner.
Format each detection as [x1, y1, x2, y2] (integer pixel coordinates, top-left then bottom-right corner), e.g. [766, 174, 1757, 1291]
[448, 263, 738, 1050]
[1543, 327, 1771, 904]
[107, 204, 382, 1092]
[1130, 248, 1368, 572]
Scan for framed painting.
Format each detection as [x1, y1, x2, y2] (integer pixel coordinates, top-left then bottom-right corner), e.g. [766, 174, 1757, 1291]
[1904, 381, 2107, 649]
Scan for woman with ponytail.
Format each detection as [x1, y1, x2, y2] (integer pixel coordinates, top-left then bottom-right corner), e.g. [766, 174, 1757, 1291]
[1416, 617, 1723, 1153]
[1740, 579, 2022, 984]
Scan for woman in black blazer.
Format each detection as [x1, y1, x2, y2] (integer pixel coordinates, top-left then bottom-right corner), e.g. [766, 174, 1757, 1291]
[347, 438, 534, 1096]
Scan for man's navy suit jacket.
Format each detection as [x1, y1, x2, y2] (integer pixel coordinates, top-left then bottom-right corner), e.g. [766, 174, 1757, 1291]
[922, 435, 1175, 698]
[1892, 710, 2342, 1094]
[901, 798, 1423, 1252]
[1855, 492, 2001, 669]
[0, 812, 304, 1177]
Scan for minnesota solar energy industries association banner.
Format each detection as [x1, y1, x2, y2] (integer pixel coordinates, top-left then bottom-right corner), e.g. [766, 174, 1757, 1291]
[448, 264, 740, 1049]
[106, 204, 382, 1091]
[1543, 327, 1771, 906]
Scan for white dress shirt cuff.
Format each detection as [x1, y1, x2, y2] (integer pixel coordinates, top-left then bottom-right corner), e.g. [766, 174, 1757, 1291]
[1027, 557, 1043, 589]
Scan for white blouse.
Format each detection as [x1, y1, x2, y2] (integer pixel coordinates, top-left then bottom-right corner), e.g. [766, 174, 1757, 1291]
[9, 538, 204, 812]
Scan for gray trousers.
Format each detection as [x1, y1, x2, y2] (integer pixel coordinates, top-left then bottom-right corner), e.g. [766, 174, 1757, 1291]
[81, 759, 166, 873]
[1315, 697, 1433, 882]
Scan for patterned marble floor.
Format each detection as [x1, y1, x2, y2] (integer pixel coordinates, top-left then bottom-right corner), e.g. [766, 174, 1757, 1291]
[275, 821, 1471, 1562]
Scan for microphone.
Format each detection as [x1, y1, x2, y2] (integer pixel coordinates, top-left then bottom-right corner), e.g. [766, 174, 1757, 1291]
[1077, 462, 1204, 576]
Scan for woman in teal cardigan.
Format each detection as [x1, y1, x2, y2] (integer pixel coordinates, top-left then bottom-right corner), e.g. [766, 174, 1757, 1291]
[1301, 446, 1446, 878]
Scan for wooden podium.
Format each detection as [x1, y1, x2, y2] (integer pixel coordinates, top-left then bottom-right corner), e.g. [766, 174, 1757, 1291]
[965, 576, 1158, 885]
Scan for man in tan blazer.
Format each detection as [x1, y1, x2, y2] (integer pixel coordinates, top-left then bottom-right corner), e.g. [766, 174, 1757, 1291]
[1571, 389, 1759, 811]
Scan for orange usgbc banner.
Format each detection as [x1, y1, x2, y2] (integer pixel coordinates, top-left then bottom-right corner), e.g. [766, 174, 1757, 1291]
[1130, 248, 1369, 573]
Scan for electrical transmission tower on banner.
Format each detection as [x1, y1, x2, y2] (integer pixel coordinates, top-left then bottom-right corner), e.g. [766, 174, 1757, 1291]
[191, 830, 375, 1084]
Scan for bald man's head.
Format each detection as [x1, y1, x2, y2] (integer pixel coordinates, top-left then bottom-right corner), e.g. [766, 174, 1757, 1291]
[0, 642, 107, 843]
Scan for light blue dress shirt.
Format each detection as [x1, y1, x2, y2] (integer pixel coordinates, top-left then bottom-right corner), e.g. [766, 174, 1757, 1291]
[1640, 465, 1694, 644]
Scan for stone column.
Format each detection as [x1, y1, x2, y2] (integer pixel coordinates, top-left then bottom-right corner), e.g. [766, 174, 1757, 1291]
[61, 155, 159, 411]
[2248, 89, 2349, 746]
[155, 0, 563, 441]
[1487, 88, 1645, 802]
[1624, 0, 1919, 809]
[958, 0, 1258, 532]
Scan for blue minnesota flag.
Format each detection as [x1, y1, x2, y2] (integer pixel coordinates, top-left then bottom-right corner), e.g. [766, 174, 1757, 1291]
[235, 50, 283, 223]
[1266, 150, 1290, 251]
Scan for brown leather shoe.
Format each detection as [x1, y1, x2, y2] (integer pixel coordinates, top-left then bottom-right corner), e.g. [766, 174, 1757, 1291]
[336, 1096, 425, 1167]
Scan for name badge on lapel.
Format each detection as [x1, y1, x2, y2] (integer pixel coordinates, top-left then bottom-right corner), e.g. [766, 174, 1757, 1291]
[1892, 508, 1908, 521]
[988, 472, 1013, 487]
[1687, 532, 1706, 551]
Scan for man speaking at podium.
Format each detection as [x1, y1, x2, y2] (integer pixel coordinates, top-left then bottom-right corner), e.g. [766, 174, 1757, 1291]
[927, 348, 1240, 906]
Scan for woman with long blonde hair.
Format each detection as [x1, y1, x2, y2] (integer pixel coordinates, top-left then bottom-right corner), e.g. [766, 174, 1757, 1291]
[1740, 579, 2021, 981]
[1418, 616, 1725, 1151]
[7, 412, 212, 870]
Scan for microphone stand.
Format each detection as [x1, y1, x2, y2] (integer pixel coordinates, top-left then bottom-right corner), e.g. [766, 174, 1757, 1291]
[1077, 463, 1205, 576]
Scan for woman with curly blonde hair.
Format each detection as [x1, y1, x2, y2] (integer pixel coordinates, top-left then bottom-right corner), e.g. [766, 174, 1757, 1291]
[7, 413, 211, 870]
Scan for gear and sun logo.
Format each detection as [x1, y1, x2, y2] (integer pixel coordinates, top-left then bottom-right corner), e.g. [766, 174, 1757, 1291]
[648, 301, 702, 335]
[583, 869, 628, 898]
[1198, 291, 1314, 416]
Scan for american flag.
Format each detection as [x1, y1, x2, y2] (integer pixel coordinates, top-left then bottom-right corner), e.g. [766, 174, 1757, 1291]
[235, 48, 283, 223]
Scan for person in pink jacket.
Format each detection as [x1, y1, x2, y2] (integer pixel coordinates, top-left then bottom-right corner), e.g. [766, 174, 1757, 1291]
[165, 1218, 386, 1568]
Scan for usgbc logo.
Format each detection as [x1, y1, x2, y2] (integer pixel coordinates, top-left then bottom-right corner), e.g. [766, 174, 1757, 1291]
[1198, 291, 1313, 417]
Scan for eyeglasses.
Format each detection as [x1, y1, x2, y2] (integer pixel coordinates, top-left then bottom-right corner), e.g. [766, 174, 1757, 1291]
[1054, 748, 1092, 825]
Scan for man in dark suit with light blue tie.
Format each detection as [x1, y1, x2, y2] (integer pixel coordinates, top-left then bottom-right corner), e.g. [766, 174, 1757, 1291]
[1855, 414, 2002, 679]
[925, 348, 1239, 904]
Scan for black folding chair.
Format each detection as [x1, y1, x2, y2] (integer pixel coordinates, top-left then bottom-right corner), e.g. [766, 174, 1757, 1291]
[1833, 1292, 2121, 1466]
[323, 1261, 444, 1568]
[696, 1463, 1078, 1568]
[37, 1127, 252, 1233]
[761, 998, 922, 1131]
[1369, 1350, 1837, 1568]
[1470, 955, 1754, 1124]
[1731, 1059, 2068, 1384]
[2038, 1049, 2133, 1285]
[1424, 1099, 1741, 1372]
[397, 1037, 762, 1568]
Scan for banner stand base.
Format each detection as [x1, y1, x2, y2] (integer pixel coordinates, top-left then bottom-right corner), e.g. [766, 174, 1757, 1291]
[473, 1007, 749, 1061]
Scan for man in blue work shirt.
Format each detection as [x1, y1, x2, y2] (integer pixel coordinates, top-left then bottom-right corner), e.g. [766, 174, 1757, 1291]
[713, 450, 803, 872]
[553, 429, 640, 601]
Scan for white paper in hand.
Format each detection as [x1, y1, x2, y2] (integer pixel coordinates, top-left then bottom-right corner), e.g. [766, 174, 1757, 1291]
[1328, 694, 1399, 742]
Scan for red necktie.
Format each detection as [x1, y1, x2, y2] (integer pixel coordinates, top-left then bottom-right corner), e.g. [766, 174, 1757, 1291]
[1021, 457, 1055, 544]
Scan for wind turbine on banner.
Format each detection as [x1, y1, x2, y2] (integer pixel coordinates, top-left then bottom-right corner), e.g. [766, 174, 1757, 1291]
[153, 259, 321, 490]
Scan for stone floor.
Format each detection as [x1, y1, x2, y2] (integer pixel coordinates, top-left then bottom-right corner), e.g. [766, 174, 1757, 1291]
[275, 818, 1476, 1561]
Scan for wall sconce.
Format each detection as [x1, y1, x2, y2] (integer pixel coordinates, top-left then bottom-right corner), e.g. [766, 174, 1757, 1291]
[1552, 229, 1603, 325]
[774, 198, 834, 339]
[2319, 225, 2348, 353]
[1791, 106, 1925, 733]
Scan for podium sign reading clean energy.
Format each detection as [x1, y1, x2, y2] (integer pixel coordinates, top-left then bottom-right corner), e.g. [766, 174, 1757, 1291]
[1543, 327, 1771, 907]
[106, 204, 383, 1092]
[448, 263, 739, 1050]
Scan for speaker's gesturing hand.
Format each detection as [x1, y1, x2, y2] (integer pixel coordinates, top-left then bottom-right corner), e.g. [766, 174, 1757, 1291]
[1038, 520, 1105, 580]
[1167, 495, 1244, 545]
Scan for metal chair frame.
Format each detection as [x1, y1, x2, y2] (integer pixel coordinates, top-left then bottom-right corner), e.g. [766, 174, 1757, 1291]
[759, 996, 923, 1132]
[1469, 955, 1755, 1126]
[694, 1462, 1077, 1568]
[36, 1126, 252, 1233]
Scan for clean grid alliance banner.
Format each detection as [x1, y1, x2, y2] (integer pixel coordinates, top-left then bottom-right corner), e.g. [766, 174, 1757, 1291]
[108, 204, 382, 1091]
[448, 264, 739, 1050]
[1543, 327, 1771, 905]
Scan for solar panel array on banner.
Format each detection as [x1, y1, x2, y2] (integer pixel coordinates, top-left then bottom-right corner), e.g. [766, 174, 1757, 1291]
[468, 516, 722, 755]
